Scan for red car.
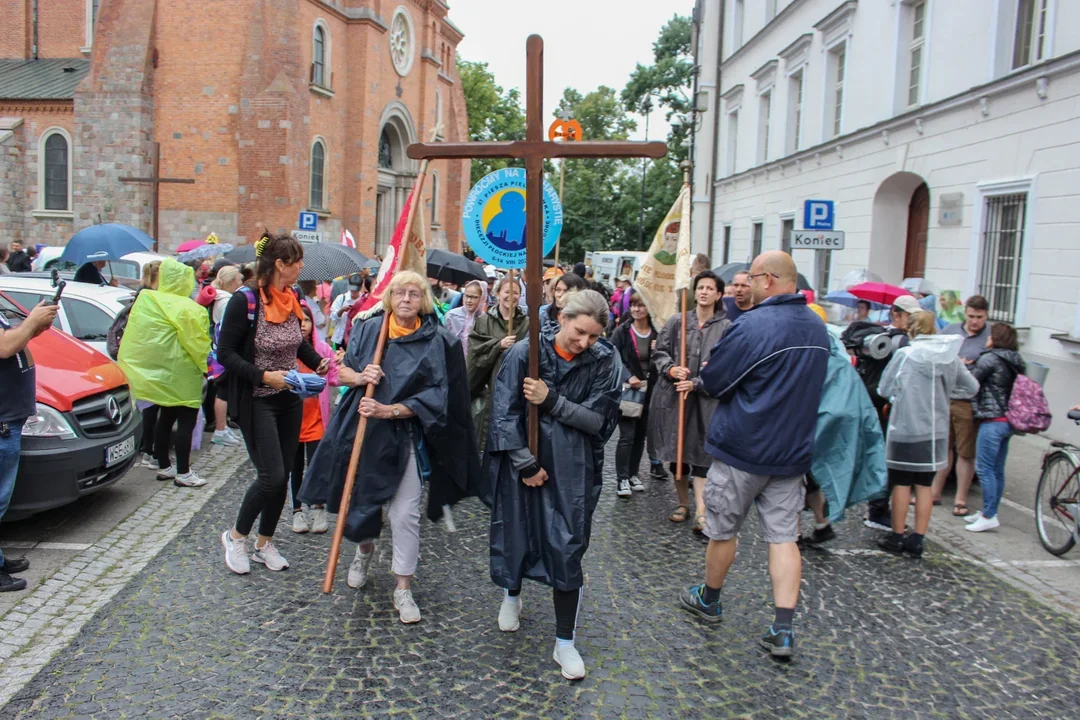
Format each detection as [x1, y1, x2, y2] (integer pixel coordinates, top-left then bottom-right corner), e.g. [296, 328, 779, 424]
[0, 291, 142, 520]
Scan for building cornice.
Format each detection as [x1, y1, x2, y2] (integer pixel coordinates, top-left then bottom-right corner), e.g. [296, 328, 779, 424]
[721, 83, 744, 112]
[715, 48, 1080, 188]
[721, 0, 811, 69]
[814, 0, 858, 47]
[0, 101, 73, 114]
[751, 59, 778, 93]
[778, 33, 813, 71]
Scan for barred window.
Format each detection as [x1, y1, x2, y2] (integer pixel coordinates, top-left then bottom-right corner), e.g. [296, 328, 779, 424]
[43, 132, 70, 211]
[978, 193, 1027, 323]
[313, 25, 326, 87]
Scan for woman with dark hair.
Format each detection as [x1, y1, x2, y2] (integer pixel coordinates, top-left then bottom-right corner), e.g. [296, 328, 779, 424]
[648, 270, 731, 532]
[609, 290, 657, 497]
[539, 273, 588, 332]
[965, 322, 1025, 533]
[217, 233, 330, 575]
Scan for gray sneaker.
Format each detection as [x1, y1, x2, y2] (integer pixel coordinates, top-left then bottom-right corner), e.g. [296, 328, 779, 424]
[629, 476, 645, 492]
[251, 540, 289, 571]
[310, 507, 329, 534]
[221, 530, 250, 575]
[347, 543, 375, 589]
[156, 465, 176, 481]
[173, 471, 207, 487]
[291, 510, 310, 533]
[393, 588, 421, 624]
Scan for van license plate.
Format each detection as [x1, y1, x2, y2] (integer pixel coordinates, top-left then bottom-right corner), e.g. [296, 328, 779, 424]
[105, 436, 136, 468]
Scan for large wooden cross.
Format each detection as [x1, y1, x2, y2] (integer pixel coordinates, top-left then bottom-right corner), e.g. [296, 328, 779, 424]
[119, 141, 195, 252]
[408, 35, 667, 452]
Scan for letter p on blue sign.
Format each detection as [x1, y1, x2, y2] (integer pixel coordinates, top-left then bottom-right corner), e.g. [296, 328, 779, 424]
[803, 200, 834, 231]
[299, 211, 318, 231]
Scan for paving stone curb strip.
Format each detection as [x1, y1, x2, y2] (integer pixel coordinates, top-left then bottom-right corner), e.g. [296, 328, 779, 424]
[0, 445, 248, 709]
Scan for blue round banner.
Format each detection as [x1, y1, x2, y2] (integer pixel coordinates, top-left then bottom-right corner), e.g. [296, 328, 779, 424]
[461, 168, 563, 269]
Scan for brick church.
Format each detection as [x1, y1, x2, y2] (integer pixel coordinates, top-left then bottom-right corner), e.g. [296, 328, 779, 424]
[0, 0, 470, 255]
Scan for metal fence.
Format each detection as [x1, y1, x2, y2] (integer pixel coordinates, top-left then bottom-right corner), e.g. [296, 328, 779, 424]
[978, 193, 1027, 324]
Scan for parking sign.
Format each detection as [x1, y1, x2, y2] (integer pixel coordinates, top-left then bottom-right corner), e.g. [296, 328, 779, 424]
[803, 200, 834, 231]
[299, 211, 318, 231]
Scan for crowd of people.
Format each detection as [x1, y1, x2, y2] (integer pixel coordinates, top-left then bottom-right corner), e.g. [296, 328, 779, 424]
[0, 236, 1048, 679]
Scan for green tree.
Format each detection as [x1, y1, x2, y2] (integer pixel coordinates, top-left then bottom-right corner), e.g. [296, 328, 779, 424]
[458, 58, 526, 184]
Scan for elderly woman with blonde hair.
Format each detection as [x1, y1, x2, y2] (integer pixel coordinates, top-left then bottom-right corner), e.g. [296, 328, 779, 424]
[300, 270, 483, 624]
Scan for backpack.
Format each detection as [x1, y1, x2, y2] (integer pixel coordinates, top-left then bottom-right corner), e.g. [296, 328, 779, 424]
[106, 287, 144, 360]
[1006, 374, 1052, 434]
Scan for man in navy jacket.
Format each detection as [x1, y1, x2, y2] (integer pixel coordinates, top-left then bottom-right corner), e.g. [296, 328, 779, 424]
[679, 251, 830, 659]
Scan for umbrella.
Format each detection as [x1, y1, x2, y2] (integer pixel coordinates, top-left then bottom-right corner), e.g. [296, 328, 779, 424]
[711, 262, 813, 292]
[839, 268, 883, 290]
[176, 238, 207, 253]
[847, 282, 912, 306]
[224, 244, 256, 264]
[427, 249, 488, 286]
[59, 223, 154, 267]
[178, 243, 234, 263]
[363, 258, 381, 272]
[297, 243, 368, 282]
[823, 290, 887, 309]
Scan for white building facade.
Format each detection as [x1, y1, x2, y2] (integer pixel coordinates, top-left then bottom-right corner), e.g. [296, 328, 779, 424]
[692, 0, 1080, 441]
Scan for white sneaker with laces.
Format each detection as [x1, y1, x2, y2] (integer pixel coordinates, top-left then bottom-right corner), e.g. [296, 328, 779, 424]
[221, 530, 250, 575]
[963, 511, 984, 524]
[616, 479, 632, 497]
[212, 429, 241, 447]
[393, 588, 421, 624]
[553, 641, 586, 680]
[498, 595, 521, 632]
[173, 471, 207, 487]
[252, 540, 290, 570]
[156, 465, 177, 481]
[291, 510, 310, 533]
[965, 515, 1001, 533]
[629, 476, 645, 492]
[347, 544, 375, 589]
[140, 454, 157, 470]
[310, 507, 329, 534]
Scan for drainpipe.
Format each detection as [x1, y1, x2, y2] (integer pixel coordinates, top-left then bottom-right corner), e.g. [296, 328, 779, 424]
[706, 0, 725, 258]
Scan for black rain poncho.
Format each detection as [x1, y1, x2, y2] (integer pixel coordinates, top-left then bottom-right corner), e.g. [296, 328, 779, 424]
[486, 331, 622, 592]
[299, 312, 484, 542]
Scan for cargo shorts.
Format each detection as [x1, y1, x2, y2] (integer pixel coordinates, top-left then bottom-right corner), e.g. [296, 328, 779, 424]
[702, 460, 806, 544]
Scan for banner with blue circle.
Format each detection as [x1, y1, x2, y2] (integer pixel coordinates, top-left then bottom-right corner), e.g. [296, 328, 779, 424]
[461, 168, 563, 270]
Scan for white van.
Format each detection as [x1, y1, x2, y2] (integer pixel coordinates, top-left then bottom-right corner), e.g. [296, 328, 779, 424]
[586, 251, 648, 291]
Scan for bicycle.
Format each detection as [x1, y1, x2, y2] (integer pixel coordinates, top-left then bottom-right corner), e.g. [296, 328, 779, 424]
[1035, 409, 1080, 555]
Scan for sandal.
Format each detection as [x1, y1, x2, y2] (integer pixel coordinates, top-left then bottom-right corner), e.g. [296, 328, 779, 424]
[669, 504, 690, 523]
[952, 503, 970, 517]
[692, 515, 706, 535]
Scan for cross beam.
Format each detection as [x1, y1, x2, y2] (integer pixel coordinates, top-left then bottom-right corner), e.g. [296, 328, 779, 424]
[119, 141, 196, 252]
[407, 35, 667, 453]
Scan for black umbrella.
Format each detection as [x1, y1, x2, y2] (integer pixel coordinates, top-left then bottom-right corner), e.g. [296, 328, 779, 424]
[426, 249, 488, 286]
[224, 244, 256, 264]
[711, 262, 813, 292]
[297, 243, 368, 282]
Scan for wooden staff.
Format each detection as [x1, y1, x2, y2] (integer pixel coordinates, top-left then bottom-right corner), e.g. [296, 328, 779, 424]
[554, 158, 566, 268]
[675, 287, 688, 485]
[507, 268, 516, 338]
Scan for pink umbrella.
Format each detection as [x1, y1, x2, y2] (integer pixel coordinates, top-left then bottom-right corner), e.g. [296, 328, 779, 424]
[176, 239, 205, 253]
[847, 282, 912, 306]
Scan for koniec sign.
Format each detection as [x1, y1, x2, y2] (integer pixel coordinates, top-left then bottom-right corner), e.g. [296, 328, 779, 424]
[792, 230, 845, 250]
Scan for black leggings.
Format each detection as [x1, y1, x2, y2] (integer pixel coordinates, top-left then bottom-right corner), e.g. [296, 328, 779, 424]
[615, 414, 647, 481]
[140, 404, 159, 455]
[290, 439, 320, 511]
[155, 405, 198, 474]
[235, 392, 303, 537]
[202, 378, 217, 431]
[507, 587, 581, 640]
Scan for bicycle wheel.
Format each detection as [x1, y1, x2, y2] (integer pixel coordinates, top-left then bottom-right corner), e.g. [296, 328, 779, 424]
[1035, 452, 1079, 556]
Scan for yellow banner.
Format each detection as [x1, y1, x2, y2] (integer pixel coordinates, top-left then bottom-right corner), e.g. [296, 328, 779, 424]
[632, 183, 692, 327]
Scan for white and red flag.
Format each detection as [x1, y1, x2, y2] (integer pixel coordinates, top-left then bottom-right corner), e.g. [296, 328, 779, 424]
[340, 228, 356, 249]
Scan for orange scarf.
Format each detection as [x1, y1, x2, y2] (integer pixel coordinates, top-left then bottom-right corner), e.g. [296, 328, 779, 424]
[554, 341, 575, 362]
[260, 285, 303, 324]
[388, 314, 421, 339]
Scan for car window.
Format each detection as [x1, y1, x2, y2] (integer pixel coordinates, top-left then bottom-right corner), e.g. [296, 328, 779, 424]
[0, 293, 25, 326]
[108, 261, 141, 280]
[1, 291, 62, 329]
[64, 299, 114, 341]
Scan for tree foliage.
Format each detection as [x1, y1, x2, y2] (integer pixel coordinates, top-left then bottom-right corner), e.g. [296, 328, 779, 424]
[458, 59, 526, 185]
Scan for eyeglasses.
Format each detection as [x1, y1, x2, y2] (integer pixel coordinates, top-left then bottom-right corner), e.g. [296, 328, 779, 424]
[392, 289, 423, 300]
[746, 272, 779, 281]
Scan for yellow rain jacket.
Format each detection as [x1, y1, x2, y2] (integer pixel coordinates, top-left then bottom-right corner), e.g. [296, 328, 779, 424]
[118, 259, 210, 408]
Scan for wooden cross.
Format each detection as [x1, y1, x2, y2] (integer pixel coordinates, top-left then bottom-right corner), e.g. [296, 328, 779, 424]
[407, 35, 667, 453]
[119, 141, 196, 252]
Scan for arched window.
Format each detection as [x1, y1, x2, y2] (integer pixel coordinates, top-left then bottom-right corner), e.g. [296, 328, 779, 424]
[430, 171, 440, 225]
[40, 128, 71, 212]
[309, 139, 326, 209]
[435, 88, 443, 134]
[312, 23, 328, 88]
[379, 128, 394, 169]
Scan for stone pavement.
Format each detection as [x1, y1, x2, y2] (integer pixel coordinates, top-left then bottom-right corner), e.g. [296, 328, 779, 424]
[2, 441, 1080, 719]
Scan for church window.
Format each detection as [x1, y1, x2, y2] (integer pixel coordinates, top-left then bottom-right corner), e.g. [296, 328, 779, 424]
[430, 171, 440, 225]
[390, 7, 416, 77]
[379, 128, 394, 169]
[40, 129, 71, 212]
[435, 89, 443, 137]
[313, 25, 327, 87]
[310, 139, 326, 210]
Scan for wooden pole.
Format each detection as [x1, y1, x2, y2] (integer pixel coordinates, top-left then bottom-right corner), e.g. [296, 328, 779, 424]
[524, 35, 544, 455]
[507, 269, 516, 338]
[554, 159, 566, 268]
[675, 288, 688, 485]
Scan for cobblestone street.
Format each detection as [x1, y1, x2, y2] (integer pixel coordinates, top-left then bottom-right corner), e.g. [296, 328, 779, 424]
[2, 441, 1080, 719]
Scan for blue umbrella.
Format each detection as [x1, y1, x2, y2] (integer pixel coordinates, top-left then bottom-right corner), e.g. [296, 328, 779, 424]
[59, 224, 155, 267]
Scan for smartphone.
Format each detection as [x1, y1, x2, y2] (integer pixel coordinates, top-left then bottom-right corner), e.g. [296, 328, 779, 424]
[50, 280, 66, 305]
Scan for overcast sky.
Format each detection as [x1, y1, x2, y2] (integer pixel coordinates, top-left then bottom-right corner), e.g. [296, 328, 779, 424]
[450, 0, 695, 141]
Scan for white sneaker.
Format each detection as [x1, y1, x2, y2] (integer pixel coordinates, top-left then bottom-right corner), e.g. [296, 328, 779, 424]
[629, 476, 645, 492]
[156, 465, 176, 481]
[498, 595, 522, 632]
[310, 507, 329, 534]
[173, 471, 207, 487]
[212, 429, 240, 447]
[553, 641, 586, 680]
[291, 510, 310, 534]
[251, 540, 290, 570]
[221, 530, 250, 575]
[347, 544, 375, 589]
[616, 479, 632, 497]
[965, 515, 1001, 533]
[393, 588, 421, 624]
[140, 454, 157, 469]
[963, 511, 984, 524]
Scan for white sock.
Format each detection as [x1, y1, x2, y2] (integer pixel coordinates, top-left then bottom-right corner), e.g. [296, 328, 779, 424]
[814, 521, 831, 531]
[504, 590, 521, 604]
[556, 638, 574, 648]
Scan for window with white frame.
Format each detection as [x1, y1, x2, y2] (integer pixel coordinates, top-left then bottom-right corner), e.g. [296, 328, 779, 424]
[733, 0, 745, 49]
[978, 192, 1028, 323]
[722, 225, 732, 265]
[825, 42, 846, 138]
[907, 1, 926, 107]
[435, 88, 444, 136]
[1012, 0, 1049, 69]
[725, 110, 739, 176]
[757, 91, 771, 165]
[309, 139, 326, 210]
[786, 70, 803, 154]
[815, 249, 833, 294]
[312, 23, 330, 88]
[39, 128, 71, 212]
[780, 216, 794, 253]
[84, 0, 101, 50]
[430, 171, 440, 226]
[751, 221, 763, 258]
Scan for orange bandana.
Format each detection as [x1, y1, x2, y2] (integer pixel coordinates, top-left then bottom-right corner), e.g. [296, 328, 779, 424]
[260, 285, 304, 324]
[554, 342, 575, 362]
[388, 314, 421, 339]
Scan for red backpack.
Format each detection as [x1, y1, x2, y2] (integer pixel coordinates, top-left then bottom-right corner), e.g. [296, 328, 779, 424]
[1006, 374, 1052, 434]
